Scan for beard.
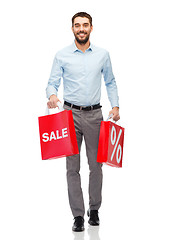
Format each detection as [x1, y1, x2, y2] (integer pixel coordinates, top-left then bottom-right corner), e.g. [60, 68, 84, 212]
[74, 32, 90, 45]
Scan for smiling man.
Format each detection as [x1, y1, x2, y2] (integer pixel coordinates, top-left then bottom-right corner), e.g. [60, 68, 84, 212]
[73, 16, 92, 45]
[46, 12, 120, 232]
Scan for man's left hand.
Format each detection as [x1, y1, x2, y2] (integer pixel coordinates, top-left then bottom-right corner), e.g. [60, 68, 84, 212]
[109, 107, 120, 121]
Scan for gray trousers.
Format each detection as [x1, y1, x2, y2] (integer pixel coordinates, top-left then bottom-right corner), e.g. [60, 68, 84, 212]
[64, 104, 103, 217]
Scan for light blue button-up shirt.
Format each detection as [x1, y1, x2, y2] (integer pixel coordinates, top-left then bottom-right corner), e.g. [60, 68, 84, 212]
[46, 41, 119, 108]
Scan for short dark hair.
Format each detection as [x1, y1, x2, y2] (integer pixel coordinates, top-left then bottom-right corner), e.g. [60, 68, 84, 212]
[72, 12, 92, 27]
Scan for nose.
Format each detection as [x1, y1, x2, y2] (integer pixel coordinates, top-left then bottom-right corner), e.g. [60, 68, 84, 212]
[79, 25, 84, 31]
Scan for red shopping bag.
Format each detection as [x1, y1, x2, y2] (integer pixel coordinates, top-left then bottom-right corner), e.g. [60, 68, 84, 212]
[38, 110, 79, 160]
[97, 121, 125, 167]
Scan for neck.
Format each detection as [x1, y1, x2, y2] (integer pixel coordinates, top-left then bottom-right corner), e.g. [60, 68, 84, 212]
[75, 39, 90, 53]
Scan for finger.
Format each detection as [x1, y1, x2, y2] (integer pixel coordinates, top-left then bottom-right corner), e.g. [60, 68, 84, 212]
[47, 101, 52, 109]
[113, 115, 120, 121]
[49, 101, 56, 109]
[116, 115, 120, 121]
[51, 101, 57, 108]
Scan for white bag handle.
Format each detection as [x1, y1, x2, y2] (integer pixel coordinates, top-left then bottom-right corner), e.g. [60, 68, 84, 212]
[106, 114, 114, 121]
[106, 114, 121, 125]
[45, 102, 64, 115]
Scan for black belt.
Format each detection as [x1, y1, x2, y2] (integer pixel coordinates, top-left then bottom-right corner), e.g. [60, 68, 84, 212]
[64, 101, 102, 111]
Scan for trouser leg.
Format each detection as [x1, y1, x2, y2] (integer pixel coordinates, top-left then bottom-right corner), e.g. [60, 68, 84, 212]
[65, 106, 85, 217]
[82, 109, 103, 210]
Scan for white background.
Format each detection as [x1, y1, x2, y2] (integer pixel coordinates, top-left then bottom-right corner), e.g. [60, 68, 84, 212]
[0, 0, 170, 239]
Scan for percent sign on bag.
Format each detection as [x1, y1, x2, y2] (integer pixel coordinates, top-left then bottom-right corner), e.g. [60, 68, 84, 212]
[107, 123, 124, 167]
[97, 121, 124, 167]
[110, 125, 122, 163]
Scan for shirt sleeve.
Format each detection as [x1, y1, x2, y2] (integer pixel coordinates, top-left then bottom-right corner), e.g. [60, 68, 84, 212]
[46, 54, 63, 99]
[102, 52, 119, 108]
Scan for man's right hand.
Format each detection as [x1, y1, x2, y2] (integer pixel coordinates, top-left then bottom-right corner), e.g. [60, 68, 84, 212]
[47, 95, 61, 109]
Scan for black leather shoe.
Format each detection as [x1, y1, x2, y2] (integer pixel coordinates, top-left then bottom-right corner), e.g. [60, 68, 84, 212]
[72, 216, 85, 232]
[87, 209, 100, 226]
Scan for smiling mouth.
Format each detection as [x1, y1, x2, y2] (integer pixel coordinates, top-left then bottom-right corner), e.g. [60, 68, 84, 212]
[78, 32, 87, 37]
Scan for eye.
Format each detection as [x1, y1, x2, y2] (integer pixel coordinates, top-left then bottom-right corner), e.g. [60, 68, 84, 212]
[84, 23, 89, 27]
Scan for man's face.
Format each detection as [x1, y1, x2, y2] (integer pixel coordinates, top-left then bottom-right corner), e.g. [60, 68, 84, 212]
[72, 17, 93, 44]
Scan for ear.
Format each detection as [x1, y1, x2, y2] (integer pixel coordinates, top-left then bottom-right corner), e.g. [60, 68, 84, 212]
[90, 25, 93, 32]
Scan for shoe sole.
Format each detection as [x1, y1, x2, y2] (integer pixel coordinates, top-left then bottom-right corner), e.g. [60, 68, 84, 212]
[72, 228, 85, 232]
[88, 220, 99, 226]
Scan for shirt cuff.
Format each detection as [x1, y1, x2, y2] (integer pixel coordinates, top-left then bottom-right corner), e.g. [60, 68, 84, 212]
[111, 99, 119, 109]
[46, 85, 58, 99]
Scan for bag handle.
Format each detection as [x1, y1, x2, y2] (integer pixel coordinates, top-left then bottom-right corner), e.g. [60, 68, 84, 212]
[106, 114, 121, 126]
[45, 102, 64, 115]
[106, 114, 114, 121]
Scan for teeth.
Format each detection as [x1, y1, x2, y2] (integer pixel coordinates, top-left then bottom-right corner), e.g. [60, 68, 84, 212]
[79, 34, 85, 37]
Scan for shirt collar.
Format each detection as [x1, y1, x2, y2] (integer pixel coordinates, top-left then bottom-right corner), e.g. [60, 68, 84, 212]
[72, 41, 93, 53]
